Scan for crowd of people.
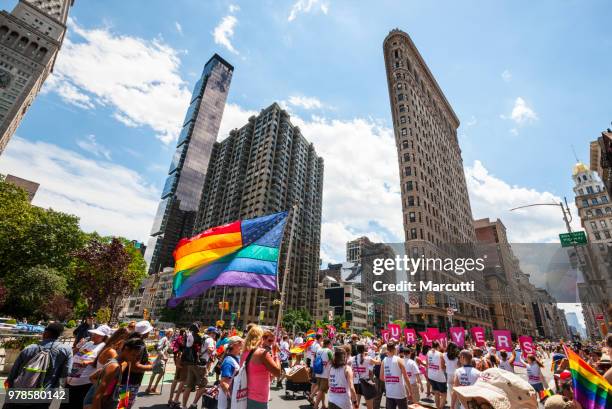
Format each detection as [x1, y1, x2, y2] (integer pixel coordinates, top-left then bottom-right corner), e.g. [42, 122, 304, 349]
[2, 317, 611, 409]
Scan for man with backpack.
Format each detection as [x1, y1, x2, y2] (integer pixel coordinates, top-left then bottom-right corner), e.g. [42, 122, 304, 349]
[3, 322, 73, 409]
[312, 338, 333, 409]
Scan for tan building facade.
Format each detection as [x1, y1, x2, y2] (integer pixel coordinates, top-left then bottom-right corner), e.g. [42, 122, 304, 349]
[0, 0, 73, 154]
[383, 29, 489, 331]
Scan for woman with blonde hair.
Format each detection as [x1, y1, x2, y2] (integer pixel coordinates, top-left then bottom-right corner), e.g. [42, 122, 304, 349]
[241, 326, 281, 409]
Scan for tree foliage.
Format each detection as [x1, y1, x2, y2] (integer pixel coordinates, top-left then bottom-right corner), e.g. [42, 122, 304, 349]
[282, 309, 312, 332]
[43, 294, 73, 322]
[96, 307, 112, 324]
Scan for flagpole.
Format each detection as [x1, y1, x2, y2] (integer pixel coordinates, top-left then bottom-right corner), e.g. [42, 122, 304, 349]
[276, 203, 298, 334]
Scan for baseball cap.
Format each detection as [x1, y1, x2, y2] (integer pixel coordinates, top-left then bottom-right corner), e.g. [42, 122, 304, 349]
[206, 326, 219, 333]
[135, 320, 153, 335]
[544, 395, 573, 409]
[89, 324, 112, 337]
[453, 368, 537, 409]
[227, 336, 243, 347]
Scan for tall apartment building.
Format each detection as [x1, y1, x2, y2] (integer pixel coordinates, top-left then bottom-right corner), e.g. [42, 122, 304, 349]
[572, 162, 611, 339]
[190, 102, 323, 326]
[383, 29, 490, 331]
[595, 129, 612, 198]
[0, 0, 73, 154]
[145, 54, 233, 274]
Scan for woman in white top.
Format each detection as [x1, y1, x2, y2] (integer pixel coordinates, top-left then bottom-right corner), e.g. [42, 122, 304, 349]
[443, 342, 459, 398]
[328, 347, 358, 409]
[452, 350, 481, 409]
[498, 349, 516, 373]
[401, 347, 424, 404]
[426, 341, 447, 409]
[521, 354, 546, 395]
[380, 341, 412, 409]
[352, 343, 379, 409]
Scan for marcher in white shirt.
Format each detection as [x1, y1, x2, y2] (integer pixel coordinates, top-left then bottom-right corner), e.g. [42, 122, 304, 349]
[380, 341, 412, 409]
[452, 350, 481, 409]
[427, 341, 447, 409]
[400, 346, 423, 404]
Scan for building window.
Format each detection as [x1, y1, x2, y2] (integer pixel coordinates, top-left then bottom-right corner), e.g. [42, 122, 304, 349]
[399, 105, 406, 112]
[410, 228, 417, 239]
[404, 167, 411, 176]
[587, 186, 594, 194]
[582, 199, 589, 207]
[406, 181, 413, 191]
[600, 220, 607, 228]
[409, 212, 416, 222]
[606, 207, 611, 214]
[591, 221, 598, 230]
[401, 128, 408, 136]
[596, 209, 603, 216]
[407, 196, 414, 206]
[594, 232, 601, 240]
[605, 231, 611, 239]
[400, 116, 406, 124]
[592, 198, 599, 205]
[578, 188, 584, 195]
[602, 196, 609, 203]
[403, 153, 410, 162]
[398, 93, 404, 101]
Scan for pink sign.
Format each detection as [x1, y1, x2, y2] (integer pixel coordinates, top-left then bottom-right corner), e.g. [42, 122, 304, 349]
[437, 334, 448, 348]
[518, 335, 534, 355]
[493, 330, 512, 351]
[404, 328, 417, 345]
[470, 327, 486, 347]
[426, 327, 440, 338]
[419, 331, 432, 346]
[449, 327, 465, 347]
[317, 327, 324, 335]
[327, 325, 336, 339]
[388, 324, 401, 340]
[381, 329, 390, 342]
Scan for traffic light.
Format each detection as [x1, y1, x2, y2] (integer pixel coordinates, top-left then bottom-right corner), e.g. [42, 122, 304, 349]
[426, 292, 436, 306]
[224, 301, 229, 311]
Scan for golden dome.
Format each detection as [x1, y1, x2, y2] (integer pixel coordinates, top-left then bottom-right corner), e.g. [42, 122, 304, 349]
[572, 162, 589, 176]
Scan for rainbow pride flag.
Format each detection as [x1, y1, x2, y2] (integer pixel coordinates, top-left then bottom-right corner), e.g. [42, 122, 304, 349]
[290, 338, 314, 354]
[564, 346, 611, 409]
[168, 212, 288, 307]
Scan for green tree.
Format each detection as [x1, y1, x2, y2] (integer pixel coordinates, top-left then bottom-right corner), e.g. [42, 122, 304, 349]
[0, 176, 85, 280]
[4, 265, 67, 319]
[393, 319, 406, 329]
[96, 307, 112, 324]
[72, 236, 147, 319]
[282, 309, 312, 332]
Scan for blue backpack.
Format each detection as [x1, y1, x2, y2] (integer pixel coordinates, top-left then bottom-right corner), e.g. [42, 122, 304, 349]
[313, 352, 324, 375]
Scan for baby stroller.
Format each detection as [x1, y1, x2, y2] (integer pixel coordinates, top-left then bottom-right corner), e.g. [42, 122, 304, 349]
[284, 365, 311, 400]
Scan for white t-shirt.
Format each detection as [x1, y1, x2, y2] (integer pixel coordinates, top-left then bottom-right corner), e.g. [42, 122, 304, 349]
[280, 341, 290, 362]
[383, 355, 406, 399]
[352, 355, 370, 383]
[499, 358, 514, 373]
[329, 366, 351, 409]
[68, 340, 106, 386]
[427, 350, 446, 383]
[454, 365, 480, 409]
[443, 353, 458, 384]
[201, 337, 216, 361]
[404, 358, 420, 385]
[526, 362, 542, 385]
[294, 337, 304, 345]
[307, 341, 320, 365]
[315, 347, 333, 379]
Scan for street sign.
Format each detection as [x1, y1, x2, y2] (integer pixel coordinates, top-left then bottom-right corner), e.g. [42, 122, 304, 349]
[408, 295, 419, 308]
[559, 231, 587, 247]
[447, 308, 454, 316]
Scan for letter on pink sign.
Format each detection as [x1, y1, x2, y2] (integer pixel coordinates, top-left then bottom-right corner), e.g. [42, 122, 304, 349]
[404, 328, 416, 345]
[388, 324, 401, 340]
[519, 336, 534, 355]
[450, 327, 465, 347]
[493, 330, 512, 351]
[419, 331, 432, 346]
[470, 327, 486, 347]
[381, 329, 390, 342]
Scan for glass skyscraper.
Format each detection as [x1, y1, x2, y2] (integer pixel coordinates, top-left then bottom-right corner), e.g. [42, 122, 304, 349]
[145, 54, 233, 274]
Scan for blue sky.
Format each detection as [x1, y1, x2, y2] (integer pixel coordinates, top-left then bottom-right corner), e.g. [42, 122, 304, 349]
[1, 0, 611, 283]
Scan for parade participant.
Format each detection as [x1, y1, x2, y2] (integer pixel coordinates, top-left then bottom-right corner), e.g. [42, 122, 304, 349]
[308, 334, 323, 401]
[277, 334, 291, 388]
[380, 341, 412, 409]
[146, 328, 173, 394]
[218, 336, 243, 409]
[472, 347, 489, 371]
[417, 344, 432, 400]
[4, 323, 72, 409]
[521, 354, 547, 395]
[498, 349, 516, 373]
[313, 339, 334, 409]
[242, 326, 281, 409]
[427, 340, 447, 409]
[127, 321, 136, 333]
[122, 321, 153, 409]
[485, 347, 499, 368]
[444, 342, 459, 401]
[328, 347, 359, 409]
[453, 368, 537, 409]
[202, 326, 218, 376]
[168, 328, 187, 408]
[61, 324, 111, 409]
[372, 344, 386, 409]
[90, 338, 144, 409]
[73, 315, 96, 348]
[452, 350, 481, 409]
[83, 328, 130, 409]
[402, 347, 423, 404]
[352, 343, 377, 409]
[180, 323, 206, 409]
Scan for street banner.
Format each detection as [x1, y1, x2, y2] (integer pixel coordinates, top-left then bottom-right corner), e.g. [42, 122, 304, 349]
[470, 327, 486, 347]
[381, 329, 390, 342]
[388, 324, 401, 340]
[419, 331, 433, 346]
[317, 327, 324, 335]
[519, 335, 534, 355]
[449, 327, 465, 347]
[327, 325, 336, 339]
[404, 328, 417, 345]
[493, 330, 512, 351]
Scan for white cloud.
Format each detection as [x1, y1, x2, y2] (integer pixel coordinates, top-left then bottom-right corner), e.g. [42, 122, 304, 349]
[288, 95, 323, 110]
[288, 0, 329, 21]
[501, 97, 538, 125]
[466, 160, 580, 243]
[213, 15, 239, 54]
[229, 4, 240, 13]
[175, 21, 183, 35]
[43, 19, 192, 144]
[501, 69, 512, 82]
[76, 134, 111, 160]
[0, 138, 159, 241]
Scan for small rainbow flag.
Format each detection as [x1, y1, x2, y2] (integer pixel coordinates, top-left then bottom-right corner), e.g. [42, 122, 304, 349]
[290, 338, 314, 354]
[117, 387, 130, 409]
[305, 330, 316, 339]
[168, 212, 288, 307]
[564, 346, 611, 409]
[539, 388, 554, 401]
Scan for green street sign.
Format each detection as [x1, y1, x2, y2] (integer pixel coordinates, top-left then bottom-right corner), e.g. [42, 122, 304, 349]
[559, 231, 587, 247]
